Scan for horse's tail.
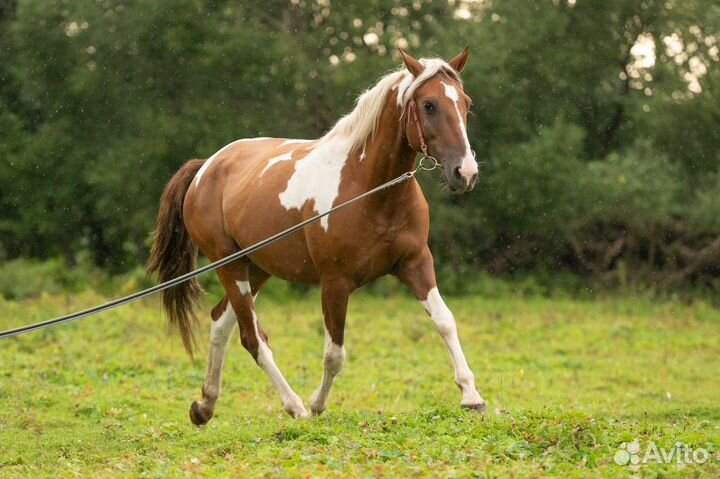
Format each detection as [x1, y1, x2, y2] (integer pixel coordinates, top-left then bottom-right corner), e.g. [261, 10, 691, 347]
[147, 159, 205, 358]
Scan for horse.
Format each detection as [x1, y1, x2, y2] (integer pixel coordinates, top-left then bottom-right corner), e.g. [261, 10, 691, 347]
[147, 47, 486, 423]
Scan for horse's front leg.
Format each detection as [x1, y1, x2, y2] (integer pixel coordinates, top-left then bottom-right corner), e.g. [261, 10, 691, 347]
[309, 276, 355, 415]
[396, 246, 486, 412]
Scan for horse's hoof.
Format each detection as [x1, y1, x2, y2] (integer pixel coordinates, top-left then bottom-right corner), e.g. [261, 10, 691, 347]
[290, 409, 311, 419]
[461, 402, 487, 414]
[285, 406, 311, 419]
[189, 401, 212, 426]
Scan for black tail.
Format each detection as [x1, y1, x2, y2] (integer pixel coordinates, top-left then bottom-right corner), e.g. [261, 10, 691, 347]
[147, 159, 205, 357]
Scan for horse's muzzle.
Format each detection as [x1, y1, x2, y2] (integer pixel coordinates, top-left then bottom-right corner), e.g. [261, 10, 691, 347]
[447, 165, 478, 193]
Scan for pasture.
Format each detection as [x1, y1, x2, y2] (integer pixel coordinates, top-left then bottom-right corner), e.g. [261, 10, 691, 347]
[0, 283, 718, 478]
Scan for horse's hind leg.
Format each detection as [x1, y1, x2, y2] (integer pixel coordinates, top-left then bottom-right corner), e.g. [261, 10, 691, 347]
[190, 296, 236, 425]
[190, 264, 270, 426]
[217, 261, 309, 418]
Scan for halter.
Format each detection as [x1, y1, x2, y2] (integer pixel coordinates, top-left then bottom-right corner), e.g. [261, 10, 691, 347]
[408, 99, 440, 170]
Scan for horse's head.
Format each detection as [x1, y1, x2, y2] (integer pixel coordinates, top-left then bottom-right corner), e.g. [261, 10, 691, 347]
[399, 47, 478, 193]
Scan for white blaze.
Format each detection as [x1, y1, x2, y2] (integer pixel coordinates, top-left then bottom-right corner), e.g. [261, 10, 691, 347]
[441, 82, 478, 180]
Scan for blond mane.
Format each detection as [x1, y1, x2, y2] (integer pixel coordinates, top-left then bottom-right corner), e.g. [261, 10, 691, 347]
[319, 58, 460, 150]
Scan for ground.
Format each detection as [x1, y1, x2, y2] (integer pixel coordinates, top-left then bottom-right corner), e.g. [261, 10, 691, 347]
[0, 281, 718, 478]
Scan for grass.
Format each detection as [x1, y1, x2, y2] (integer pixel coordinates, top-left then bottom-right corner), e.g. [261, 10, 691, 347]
[0, 281, 718, 478]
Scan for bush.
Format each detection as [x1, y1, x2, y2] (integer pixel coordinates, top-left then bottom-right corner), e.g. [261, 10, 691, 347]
[583, 142, 683, 227]
[0, 258, 103, 300]
[481, 119, 590, 238]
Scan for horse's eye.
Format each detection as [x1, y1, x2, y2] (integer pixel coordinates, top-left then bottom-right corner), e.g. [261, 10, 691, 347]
[424, 102, 436, 113]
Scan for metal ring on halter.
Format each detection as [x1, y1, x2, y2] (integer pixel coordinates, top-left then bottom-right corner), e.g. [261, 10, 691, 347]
[417, 155, 440, 171]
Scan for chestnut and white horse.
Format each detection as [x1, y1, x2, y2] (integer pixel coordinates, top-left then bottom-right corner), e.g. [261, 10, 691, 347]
[147, 48, 485, 423]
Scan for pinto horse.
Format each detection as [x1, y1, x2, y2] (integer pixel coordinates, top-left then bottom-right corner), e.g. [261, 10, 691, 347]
[147, 47, 486, 423]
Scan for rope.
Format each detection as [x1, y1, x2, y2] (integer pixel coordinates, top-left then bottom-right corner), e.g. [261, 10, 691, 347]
[0, 161, 434, 339]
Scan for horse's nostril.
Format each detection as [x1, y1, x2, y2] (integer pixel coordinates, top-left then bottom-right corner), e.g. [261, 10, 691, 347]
[453, 166, 463, 181]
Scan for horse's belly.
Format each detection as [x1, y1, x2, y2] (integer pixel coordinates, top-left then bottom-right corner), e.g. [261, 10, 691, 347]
[226, 194, 322, 284]
[247, 235, 321, 284]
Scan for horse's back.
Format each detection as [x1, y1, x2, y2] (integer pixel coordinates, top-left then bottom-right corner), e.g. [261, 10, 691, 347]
[193, 137, 303, 189]
[183, 136, 321, 282]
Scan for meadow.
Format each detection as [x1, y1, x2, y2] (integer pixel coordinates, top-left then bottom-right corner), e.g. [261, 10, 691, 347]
[0, 280, 718, 478]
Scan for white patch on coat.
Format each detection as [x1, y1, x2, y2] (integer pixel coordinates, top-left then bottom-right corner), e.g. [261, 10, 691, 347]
[235, 280, 252, 296]
[280, 139, 313, 146]
[278, 137, 352, 230]
[441, 82, 478, 179]
[260, 152, 293, 176]
[195, 137, 271, 186]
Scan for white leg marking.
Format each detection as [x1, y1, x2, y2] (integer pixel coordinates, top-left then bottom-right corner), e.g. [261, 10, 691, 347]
[235, 279, 307, 417]
[252, 311, 309, 418]
[235, 280, 252, 296]
[195, 137, 271, 187]
[309, 328, 346, 414]
[200, 303, 237, 409]
[420, 287, 484, 406]
[441, 82, 478, 180]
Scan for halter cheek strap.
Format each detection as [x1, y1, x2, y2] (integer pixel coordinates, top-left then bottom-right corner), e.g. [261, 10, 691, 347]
[408, 99, 429, 158]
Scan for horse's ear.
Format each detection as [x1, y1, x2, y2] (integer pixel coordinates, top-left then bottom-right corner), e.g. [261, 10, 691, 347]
[398, 48, 424, 77]
[448, 46, 470, 74]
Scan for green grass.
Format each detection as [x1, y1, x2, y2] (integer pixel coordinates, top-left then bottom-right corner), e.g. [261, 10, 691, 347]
[0, 283, 718, 478]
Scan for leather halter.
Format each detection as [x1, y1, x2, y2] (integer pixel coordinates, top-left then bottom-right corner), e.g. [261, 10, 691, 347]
[407, 99, 429, 158]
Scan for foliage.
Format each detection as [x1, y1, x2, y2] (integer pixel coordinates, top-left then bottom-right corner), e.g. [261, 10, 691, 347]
[0, 289, 718, 477]
[0, 0, 719, 289]
[0, 257, 99, 299]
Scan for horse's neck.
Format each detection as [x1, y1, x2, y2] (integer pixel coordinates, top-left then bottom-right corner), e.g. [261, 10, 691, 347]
[360, 100, 416, 188]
